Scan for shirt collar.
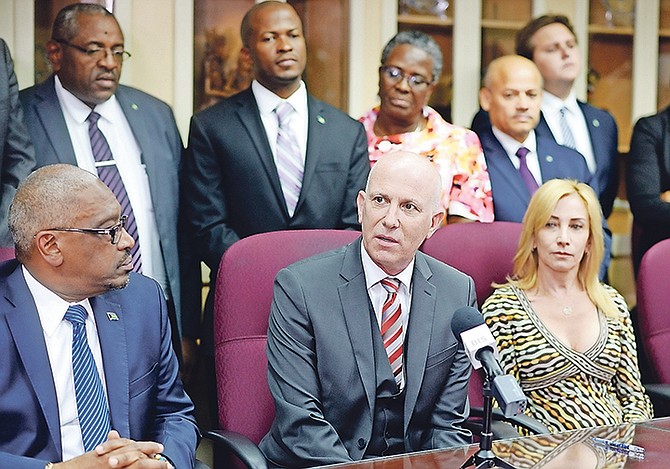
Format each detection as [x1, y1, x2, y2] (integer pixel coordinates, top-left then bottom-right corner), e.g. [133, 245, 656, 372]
[492, 126, 537, 157]
[54, 74, 119, 125]
[22, 265, 94, 337]
[360, 241, 414, 291]
[252, 79, 308, 119]
[542, 89, 579, 115]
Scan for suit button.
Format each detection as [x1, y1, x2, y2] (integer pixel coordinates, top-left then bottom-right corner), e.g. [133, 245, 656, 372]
[357, 438, 366, 449]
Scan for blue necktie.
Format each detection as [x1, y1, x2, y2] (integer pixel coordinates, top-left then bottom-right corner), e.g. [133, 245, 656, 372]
[64, 304, 111, 452]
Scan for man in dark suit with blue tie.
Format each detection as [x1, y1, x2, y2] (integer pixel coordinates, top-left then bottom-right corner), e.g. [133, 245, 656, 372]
[0, 164, 198, 468]
[183, 0, 369, 402]
[18, 3, 199, 371]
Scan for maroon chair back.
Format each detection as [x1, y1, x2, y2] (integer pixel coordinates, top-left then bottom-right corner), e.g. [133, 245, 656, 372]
[213, 229, 361, 446]
[637, 238, 670, 383]
[419, 221, 522, 408]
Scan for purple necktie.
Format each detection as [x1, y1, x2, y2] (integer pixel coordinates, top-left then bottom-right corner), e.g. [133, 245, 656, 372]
[516, 146, 539, 195]
[275, 101, 304, 217]
[87, 111, 142, 271]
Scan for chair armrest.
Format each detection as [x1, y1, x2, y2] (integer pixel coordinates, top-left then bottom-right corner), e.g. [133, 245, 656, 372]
[204, 430, 268, 469]
[645, 383, 670, 417]
[195, 459, 212, 469]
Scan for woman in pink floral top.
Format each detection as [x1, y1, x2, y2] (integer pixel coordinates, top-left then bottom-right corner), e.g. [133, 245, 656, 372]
[360, 31, 494, 223]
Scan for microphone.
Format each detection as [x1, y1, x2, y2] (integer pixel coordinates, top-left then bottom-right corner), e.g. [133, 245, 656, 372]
[451, 306, 502, 378]
[452, 306, 527, 417]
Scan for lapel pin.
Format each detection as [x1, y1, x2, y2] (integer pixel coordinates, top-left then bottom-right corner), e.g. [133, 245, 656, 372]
[317, 115, 326, 124]
[106, 312, 119, 321]
[592, 119, 600, 127]
[131, 103, 139, 110]
[545, 155, 554, 163]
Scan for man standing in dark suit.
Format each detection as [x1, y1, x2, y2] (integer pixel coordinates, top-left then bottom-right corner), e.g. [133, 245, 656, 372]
[19, 4, 198, 365]
[0, 38, 35, 247]
[477, 55, 593, 223]
[516, 15, 619, 219]
[183, 1, 369, 385]
[0, 164, 198, 468]
[260, 151, 472, 467]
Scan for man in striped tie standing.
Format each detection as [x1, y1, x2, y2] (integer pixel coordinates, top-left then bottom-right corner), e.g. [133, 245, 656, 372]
[19, 3, 200, 377]
[0, 165, 199, 468]
[261, 151, 476, 467]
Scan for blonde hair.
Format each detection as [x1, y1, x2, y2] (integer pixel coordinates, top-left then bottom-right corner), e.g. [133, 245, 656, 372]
[508, 179, 617, 316]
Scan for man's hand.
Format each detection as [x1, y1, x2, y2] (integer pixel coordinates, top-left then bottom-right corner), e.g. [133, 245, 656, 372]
[52, 430, 173, 468]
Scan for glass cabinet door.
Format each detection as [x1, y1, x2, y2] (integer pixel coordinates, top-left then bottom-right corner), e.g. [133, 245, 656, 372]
[588, 0, 635, 151]
[658, 0, 670, 110]
[480, 0, 532, 69]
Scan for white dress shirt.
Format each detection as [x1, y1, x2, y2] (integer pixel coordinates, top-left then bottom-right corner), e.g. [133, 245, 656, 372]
[252, 79, 308, 167]
[54, 76, 168, 298]
[24, 266, 108, 461]
[492, 126, 542, 186]
[361, 243, 414, 390]
[542, 91, 597, 174]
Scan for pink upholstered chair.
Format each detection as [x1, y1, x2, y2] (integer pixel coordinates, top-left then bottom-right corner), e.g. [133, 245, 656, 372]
[205, 229, 361, 469]
[419, 221, 546, 438]
[420, 221, 523, 306]
[636, 238, 670, 415]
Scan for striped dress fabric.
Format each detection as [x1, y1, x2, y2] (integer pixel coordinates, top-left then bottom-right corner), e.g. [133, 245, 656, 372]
[482, 284, 653, 433]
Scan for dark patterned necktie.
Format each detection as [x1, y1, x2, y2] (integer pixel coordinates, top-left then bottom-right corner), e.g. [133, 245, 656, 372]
[516, 146, 539, 195]
[87, 111, 142, 271]
[65, 304, 111, 451]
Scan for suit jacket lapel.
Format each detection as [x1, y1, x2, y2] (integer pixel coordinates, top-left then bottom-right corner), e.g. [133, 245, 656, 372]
[4, 264, 62, 457]
[36, 76, 78, 164]
[294, 95, 325, 215]
[403, 254, 435, 431]
[578, 101, 605, 168]
[234, 89, 288, 215]
[116, 87, 149, 166]
[91, 295, 130, 436]
[338, 239, 376, 413]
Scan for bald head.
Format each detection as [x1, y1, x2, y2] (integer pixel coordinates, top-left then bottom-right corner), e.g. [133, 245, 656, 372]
[480, 55, 543, 142]
[8, 165, 113, 259]
[358, 151, 444, 275]
[366, 151, 443, 211]
[240, 0, 298, 47]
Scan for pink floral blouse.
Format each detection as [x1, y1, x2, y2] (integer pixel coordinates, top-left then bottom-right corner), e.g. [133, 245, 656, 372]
[360, 106, 494, 223]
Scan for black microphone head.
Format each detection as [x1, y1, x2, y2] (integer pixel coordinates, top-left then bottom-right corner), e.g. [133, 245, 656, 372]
[451, 306, 485, 339]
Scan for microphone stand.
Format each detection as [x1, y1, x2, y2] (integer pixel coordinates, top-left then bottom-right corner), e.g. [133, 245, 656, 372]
[460, 375, 518, 469]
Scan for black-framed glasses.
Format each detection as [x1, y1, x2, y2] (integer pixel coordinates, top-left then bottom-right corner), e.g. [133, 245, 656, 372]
[54, 38, 131, 62]
[44, 215, 128, 245]
[380, 65, 432, 90]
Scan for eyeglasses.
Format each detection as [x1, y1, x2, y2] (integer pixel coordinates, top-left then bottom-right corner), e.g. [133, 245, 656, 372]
[380, 65, 432, 90]
[44, 215, 128, 245]
[54, 39, 131, 62]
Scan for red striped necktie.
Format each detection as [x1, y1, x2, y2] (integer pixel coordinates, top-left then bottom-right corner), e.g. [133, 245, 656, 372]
[380, 277, 403, 387]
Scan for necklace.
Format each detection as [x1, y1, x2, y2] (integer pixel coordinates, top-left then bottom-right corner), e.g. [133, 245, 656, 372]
[562, 306, 573, 315]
